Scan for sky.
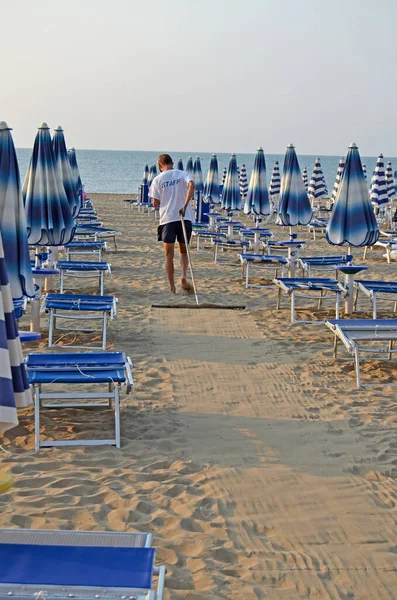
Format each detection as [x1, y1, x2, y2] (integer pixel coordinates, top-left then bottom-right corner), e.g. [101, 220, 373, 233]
[1, 0, 396, 156]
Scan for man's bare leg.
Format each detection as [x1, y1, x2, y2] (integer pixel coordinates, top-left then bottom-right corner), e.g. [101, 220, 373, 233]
[164, 243, 176, 293]
[179, 242, 193, 290]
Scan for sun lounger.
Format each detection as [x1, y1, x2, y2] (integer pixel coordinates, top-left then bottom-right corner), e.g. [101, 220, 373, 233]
[191, 230, 226, 252]
[26, 351, 134, 449]
[306, 218, 329, 240]
[299, 254, 353, 277]
[274, 277, 347, 323]
[214, 238, 250, 264]
[239, 253, 287, 288]
[362, 231, 397, 263]
[353, 280, 397, 318]
[75, 226, 121, 250]
[18, 331, 41, 343]
[0, 528, 165, 600]
[41, 293, 117, 349]
[56, 261, 111, 295]
[64, 240, 107, 261]
[325, 319, 397, 388]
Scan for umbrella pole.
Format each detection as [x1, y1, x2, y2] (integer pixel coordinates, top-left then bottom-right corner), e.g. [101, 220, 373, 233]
[345, 245, 354, 315]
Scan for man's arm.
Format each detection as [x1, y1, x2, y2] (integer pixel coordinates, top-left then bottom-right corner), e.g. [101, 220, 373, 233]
[152, 197, 160, 208]
[179, 181, 195, 216]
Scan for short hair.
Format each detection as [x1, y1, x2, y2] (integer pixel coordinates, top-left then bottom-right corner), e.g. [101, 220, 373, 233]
[158, 153, 173, 167]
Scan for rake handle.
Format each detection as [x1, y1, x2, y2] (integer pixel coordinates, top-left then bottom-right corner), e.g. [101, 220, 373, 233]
[180, 215, 199, 305]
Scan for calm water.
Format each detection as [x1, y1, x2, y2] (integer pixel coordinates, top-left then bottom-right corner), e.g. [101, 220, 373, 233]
[15, 148, 397, 195]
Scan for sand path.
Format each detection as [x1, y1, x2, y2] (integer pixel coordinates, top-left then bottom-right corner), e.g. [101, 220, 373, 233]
[1, 195, 397, 599]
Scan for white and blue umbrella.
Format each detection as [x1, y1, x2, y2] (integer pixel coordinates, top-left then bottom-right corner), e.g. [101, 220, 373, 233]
[244, 147, 269, 215]
[193, 157, 204, 194]
[330, 157, 345, 205]
[239, 164, 248, 201]
[269, 161, 281, 198]
[53, 126, 80, 217]
[386, 161, 395, 200]
[221, 154, 242, 211]
[302, 167, 308, 191]
[68, 147, 83, 197]
[369, 154, 389, 207]
[326, 143, 379, 247]
[0, 122, 34, 300]
[23, 123, 75, 246]
[177, 158, 184, 171]
[186, 156, 194, 178]
[0, 230, 32, 433]
[147, 163, 157, 191]
[142, 164, 149, 185]
[277, 144, 312, 226]
[307, 157, 328, 200]
[203, 154, 220, 204]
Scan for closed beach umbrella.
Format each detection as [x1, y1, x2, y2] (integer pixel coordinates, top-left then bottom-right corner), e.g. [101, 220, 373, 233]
[386, 161, 395, 199]
[193, 157, 204, 194]
[23, 123, 75, 246]
[0, 122, 34, 300]
[203, 154, 220, 204]
[307, 157, 328, 200]
[53, 126, 80, 217]
[369, 154, 389, 207]
[277, 143, 312, 226]
[326, 143, 379, 247]
[302, 167, 308, 191]
[221, 154, 242, 211]
[68, 147, 82, 197]
[142, 164, 149, 185]
[147, 163, 157, 191]
[244, 147, 269, 215]
[269, 161, 281, 198]
[330, 157, 345, 205]
[186, 156, 194, 178]
[239, 164, 248, 200]
[177, 158, 184, 171]
[0, 231, 32, 433]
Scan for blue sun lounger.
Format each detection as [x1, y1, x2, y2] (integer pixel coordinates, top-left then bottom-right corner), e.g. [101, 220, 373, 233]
[214, 238, 250, 264]
[64, 240, 107, 261]
[191, 230, 227, 252]
[299, 255, 353, 277]
[26, 351, 134, 449]
[238, 254, 287, 288]
[0, 528, 165, 600]
[353, 280, 397, 318]
[75, 226, 121, 250]
[56, 261, 111, 295]
[274, 277, 347, 323]
[41, 293, 117, 350]
[325, 319, 397, 388]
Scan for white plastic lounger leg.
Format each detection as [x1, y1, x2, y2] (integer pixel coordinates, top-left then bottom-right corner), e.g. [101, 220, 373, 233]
[276, 287, 282, 310]
[34, 386, 40, 452]
[115, 386, 121, 448]
[102, 311, 107, 350]
[291, 291, 296, 323]
[333, 334, 338, 358]
[154, 565, 167, 600]
[363, 246, 368, 260]
[48, 309, 54, 347]
[373, 294, 377, 319]
[246, 263, 250, 288]
[354, 346, 361, 388]
[336, 293, 340, 319]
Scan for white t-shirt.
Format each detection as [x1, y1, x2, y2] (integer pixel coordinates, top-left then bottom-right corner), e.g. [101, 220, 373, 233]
[149, 169, 194, 225]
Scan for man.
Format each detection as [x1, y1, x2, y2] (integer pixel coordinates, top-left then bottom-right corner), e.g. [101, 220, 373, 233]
[150, 153, 195, 293]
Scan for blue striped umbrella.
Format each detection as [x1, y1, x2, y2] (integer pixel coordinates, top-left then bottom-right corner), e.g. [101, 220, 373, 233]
[142, 164, 149, 185]
[193, 157, 204, 194]
[68, 147, 83, 197]
[302, 167, 308, 191]
[244, 147, 269, 215]
[0, 122, 34, 300]
[326, 143, 379, 247]
[330, 157, 345, 204]
[370, 154, 389, 207]
[308, 157, 328, 200]
[147, 163, 157, 189]
[277, 144, 312, 226]
[186, 156, 194, 178]
[362, 164, 367, 181]
[269, 161, 281, 197]
[386, 161, 395, 199]
[221, 154, 242, 211]
[239, 164, 248, 200]
[23, 123, 75, 246]
[177, 158, 184, 171]
[203, 154, 220, 204]
[0, 230, 32, 433]
[53, 126, 80, 217]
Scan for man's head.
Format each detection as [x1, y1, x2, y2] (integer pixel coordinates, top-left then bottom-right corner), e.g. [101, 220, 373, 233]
[158, 153, 174, 172]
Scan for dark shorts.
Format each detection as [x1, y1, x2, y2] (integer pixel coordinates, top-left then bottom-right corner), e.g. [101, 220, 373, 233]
[158, 220, 192, 244]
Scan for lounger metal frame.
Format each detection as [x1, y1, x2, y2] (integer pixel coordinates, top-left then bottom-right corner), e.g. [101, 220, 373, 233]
[214, 239, 249, 265]
[239, 254, 287, 288]
[274, 278, 347, 323]
[353, 280, 397, 318]
[57, 261, 111, 295]
[299, 255, 353, 278]
[325, 319, 397, 388]
[65, 241, 107, 261]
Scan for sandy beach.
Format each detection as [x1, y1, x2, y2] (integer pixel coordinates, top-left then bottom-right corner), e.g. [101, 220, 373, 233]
[1, 193, 397, 599]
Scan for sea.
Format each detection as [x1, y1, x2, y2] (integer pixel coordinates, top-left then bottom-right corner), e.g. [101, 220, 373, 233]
[15, 148, 397, 195]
